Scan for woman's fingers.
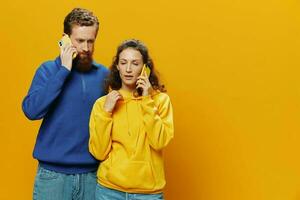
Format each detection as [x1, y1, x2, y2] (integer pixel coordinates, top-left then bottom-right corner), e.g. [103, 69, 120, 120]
[136, 79, 146, 86]
[104, 91, 123, 113]
[109, 90, 123, 101]
[136, 73, 153, 96]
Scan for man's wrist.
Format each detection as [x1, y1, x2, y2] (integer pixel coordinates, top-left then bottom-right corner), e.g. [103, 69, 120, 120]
[61, 64, 71, 71]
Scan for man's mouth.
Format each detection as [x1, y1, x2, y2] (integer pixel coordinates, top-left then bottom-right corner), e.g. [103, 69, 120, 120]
[79, 53, 90, 58]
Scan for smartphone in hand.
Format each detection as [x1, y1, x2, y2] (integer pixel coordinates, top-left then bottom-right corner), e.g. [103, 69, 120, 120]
[58, 35, 77, 59]
[135, 64, 151, 97]
[141, 64, 151, 78]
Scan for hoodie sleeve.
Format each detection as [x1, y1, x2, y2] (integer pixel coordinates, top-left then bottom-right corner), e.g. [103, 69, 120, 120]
[22, 63, 70, 120]
[89, 98, 113, 161]
[140, 93, 174, 150]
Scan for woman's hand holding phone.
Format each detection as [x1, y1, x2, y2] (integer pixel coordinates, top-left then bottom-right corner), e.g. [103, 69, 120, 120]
[136, 66, 153, 96]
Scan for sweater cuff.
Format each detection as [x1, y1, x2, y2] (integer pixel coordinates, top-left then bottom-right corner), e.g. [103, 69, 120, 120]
[56, 66, 71, 81]
[101, 110, 112, 118]
[96, 105, 113, 119]
[47, 66, 70, 92]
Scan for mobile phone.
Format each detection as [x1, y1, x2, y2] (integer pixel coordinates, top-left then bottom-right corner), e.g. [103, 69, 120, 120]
[58, 35, 77, 59]
[141, 64, 151, 78]
[134, 64, 151, 97]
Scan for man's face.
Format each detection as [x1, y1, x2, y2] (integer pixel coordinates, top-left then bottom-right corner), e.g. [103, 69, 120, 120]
[69, 25, 98, 71]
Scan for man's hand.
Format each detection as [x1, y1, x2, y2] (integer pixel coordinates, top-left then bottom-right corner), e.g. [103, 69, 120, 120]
[60, 44, 77, 71]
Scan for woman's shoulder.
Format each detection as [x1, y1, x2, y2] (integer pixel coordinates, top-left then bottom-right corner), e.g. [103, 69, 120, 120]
[152, 91, 171, 103]
[94, 95, 108, 106]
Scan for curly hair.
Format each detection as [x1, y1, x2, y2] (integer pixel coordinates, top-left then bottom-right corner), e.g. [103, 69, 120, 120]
[63, 8, 99, 35]
[105, 39, 166, 94]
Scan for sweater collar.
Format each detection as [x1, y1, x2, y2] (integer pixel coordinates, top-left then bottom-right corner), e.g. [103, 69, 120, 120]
[117, 89, 159, 101]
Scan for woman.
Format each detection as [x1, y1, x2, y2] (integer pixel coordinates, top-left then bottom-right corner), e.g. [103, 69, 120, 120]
[89, 39, 174, 200]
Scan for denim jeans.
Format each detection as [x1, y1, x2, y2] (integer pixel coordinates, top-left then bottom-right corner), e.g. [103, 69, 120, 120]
[33, 166, 97, 200]
[95, 183, 164, 200]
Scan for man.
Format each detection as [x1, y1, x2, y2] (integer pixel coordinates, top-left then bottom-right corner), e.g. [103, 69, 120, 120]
[22, 8, 109, 200]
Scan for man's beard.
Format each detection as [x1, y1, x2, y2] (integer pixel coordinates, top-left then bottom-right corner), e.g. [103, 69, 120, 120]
[73, 53, 93, 72]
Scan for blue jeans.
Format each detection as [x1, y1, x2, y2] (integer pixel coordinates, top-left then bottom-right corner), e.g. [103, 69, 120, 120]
[95, 183, 164, 200]
[33, 166, 97, 200]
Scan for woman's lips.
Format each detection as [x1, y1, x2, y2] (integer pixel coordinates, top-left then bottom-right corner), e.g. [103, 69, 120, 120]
[124, 75, 134, 80]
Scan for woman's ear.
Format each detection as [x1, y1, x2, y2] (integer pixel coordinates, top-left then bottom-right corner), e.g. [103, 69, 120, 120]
[116, 65, 120, 71]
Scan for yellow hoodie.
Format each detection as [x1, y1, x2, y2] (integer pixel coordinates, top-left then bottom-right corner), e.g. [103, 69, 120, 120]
[89, 89, 174, 194]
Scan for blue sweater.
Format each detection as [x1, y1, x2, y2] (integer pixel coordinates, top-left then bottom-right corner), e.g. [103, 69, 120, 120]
[22, 57, 109, 174]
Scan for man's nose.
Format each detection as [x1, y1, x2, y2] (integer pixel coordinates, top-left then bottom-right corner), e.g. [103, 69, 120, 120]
[82, 42, 88, 52]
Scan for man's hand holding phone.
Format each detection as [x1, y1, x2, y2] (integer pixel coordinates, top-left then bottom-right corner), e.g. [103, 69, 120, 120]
[58, 35, 77, 71]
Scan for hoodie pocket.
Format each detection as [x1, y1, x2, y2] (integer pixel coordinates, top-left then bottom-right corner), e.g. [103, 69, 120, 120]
[107, 161, 155, 190]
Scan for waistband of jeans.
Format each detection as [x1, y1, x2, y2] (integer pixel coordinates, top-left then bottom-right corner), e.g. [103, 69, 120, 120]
[39, 161, 98, 174]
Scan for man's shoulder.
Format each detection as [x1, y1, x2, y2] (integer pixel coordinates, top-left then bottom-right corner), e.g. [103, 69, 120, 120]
[35, 57, 60, 74]
[40, 56, 59, 66]
[92, 61, 109, 73]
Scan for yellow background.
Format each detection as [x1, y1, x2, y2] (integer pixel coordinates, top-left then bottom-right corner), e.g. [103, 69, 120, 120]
[1, 0, 300, 199]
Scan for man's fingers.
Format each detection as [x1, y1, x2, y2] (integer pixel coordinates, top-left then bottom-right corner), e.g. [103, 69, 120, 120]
[61, 43, 70, 52]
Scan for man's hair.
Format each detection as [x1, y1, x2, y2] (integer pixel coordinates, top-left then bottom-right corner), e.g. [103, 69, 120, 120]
[64, 8, 99, 35]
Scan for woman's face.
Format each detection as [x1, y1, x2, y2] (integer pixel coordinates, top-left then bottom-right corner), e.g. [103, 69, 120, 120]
[117, 48, 144, 91]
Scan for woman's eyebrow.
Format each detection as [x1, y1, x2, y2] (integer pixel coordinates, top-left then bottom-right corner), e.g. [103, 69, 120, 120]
[120, 58, 142, 62]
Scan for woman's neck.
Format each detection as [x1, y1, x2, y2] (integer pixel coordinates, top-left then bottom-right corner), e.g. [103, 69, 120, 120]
[121, 85, 135, 93]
